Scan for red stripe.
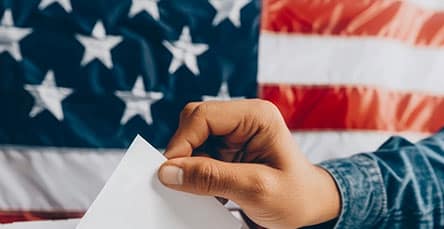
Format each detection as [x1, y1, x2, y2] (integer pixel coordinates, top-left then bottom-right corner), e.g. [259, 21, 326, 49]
[0, 209, 243, 224]
[260, 84, 444, 133]
[0, 211, 84, 224]
[262, 0, 444, 47]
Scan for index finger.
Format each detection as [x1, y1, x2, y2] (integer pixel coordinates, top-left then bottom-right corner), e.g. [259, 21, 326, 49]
[164, 100, 259, 159]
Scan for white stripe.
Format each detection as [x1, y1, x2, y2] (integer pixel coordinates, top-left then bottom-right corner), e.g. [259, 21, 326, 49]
[259, 33, 444, 95]
[0, 131, 428, 211]
[407, 0, 444, 10]
[0, 146, 124, 210]
[0, 146, 244, 212]
[295, 131, 428, 163]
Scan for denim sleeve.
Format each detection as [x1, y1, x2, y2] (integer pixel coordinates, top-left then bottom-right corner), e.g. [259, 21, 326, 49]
[317, 130, 444, 229]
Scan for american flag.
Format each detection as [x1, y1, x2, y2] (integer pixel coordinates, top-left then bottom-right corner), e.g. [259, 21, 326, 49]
[1, 0, 444, 224]
[0, 0, 259, 223]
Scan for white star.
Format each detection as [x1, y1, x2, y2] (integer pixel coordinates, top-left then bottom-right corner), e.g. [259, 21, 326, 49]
[0, 10, 32, 61]
[162, 27, 208, 75]
[76, 21, 123, 69]
[39, 0, 72, 12]
[115, 76, 163, 125]
[209, 0, 251, 27]
[129, 0, 159, 20]
[202, 82, 244, 101]
[24, 70, 73, 121]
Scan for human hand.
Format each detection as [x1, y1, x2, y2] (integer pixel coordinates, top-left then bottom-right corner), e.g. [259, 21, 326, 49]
[158, 100, 340, 229]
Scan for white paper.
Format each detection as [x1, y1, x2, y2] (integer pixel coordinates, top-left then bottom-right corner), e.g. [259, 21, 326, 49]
[76, 135, 242, 229]
[2, 219, 79, 229]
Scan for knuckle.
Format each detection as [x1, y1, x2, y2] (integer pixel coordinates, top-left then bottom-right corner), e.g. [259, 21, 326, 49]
[246, 170, 278, 202]
[253, 99, 279, 114]
[248, 100, 283, 126]
[181, 102, 200, 119]
[189, 162, 220, 194]
[192, 103, 210, 118]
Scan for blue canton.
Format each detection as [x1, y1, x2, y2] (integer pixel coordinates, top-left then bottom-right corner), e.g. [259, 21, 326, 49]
[0, 0, 261, 149]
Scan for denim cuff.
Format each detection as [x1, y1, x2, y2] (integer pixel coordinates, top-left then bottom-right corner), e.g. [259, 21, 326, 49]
[318, 154, 388, 229]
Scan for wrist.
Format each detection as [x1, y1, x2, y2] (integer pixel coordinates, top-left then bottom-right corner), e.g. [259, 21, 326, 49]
[302, 165, 341, 227]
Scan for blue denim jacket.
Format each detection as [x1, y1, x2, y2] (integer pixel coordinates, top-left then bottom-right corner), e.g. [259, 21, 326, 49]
[315, 129, 444, 229]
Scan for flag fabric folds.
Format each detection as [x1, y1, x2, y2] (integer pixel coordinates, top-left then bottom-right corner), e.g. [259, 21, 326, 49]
[0, 0, 259, 223]
[1, 0, 444, 223]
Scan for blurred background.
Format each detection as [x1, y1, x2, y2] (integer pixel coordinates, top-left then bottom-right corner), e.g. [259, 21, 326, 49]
[0, 0, 444, 224]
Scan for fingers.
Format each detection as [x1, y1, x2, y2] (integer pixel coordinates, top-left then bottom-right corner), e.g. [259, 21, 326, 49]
[164, 100, 264, 159]
[158, 156, 279, 205]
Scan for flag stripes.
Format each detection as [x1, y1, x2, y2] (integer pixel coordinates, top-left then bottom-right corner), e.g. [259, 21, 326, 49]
[259, 33, 444, 95]
[261, 84, 444, 133]
[2, 0, 444, 224]
[262, 0, 444, 47]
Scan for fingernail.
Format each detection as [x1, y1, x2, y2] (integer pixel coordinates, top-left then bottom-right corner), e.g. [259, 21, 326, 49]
[159, 165, 183, 185]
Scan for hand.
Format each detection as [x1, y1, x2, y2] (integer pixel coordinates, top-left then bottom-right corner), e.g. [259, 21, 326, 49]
[158, 99, 340, 229]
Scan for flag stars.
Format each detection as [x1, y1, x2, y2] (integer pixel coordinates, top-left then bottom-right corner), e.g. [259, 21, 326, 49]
[209, 0, 251, 27]
[76, 21, 123, 69]
[129, 0, 160, 20]
[39, 0, 73, 12]
[163, 27, 209, 76]
[202, 82, 244, 101]
[1, 9, 13, 26]
[25, 70, 73, 121]
[115, 76, 164, 125]
[0, 9, 32, 61]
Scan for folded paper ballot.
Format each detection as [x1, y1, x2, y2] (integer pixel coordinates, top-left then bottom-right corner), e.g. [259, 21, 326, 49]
[2, 219, 79, 229]
[76, 135, 242, 229]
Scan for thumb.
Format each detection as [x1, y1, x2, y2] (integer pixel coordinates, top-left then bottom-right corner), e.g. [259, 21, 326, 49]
[158, 157, 277, 204]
